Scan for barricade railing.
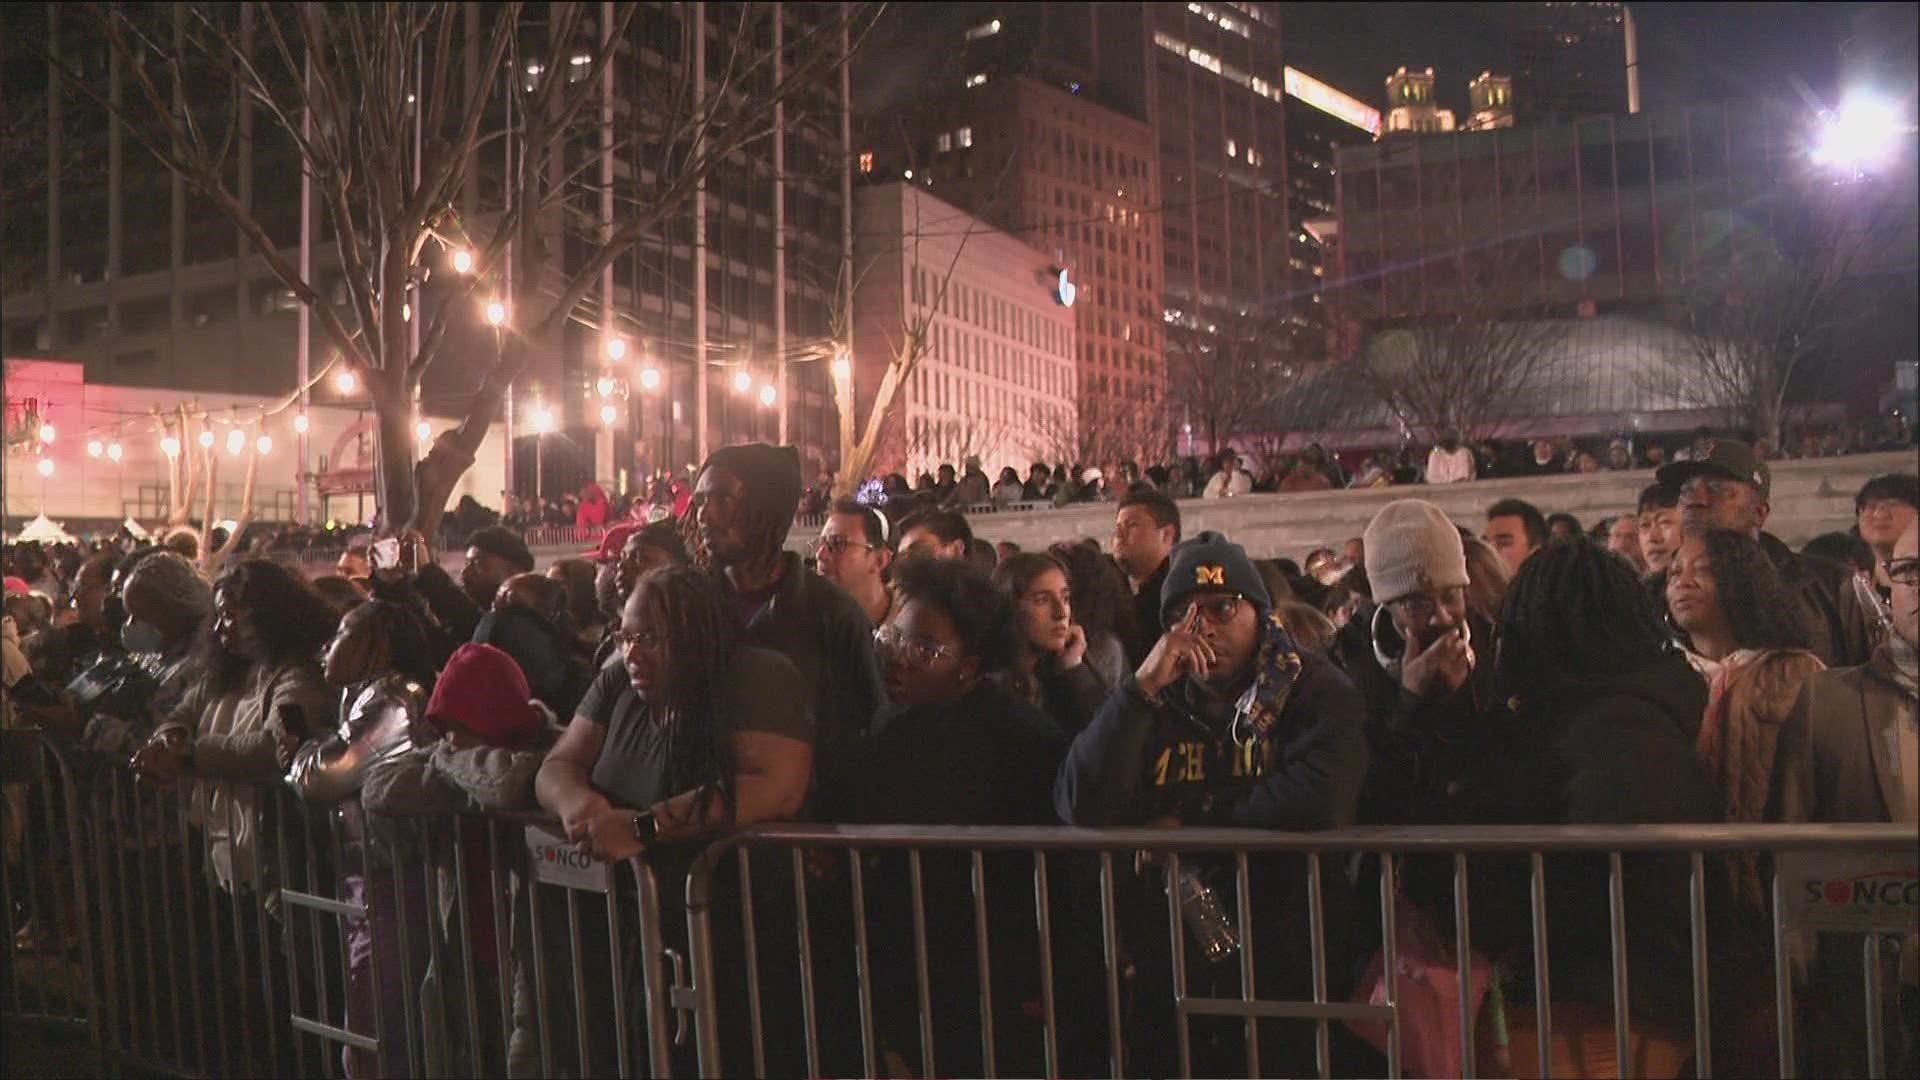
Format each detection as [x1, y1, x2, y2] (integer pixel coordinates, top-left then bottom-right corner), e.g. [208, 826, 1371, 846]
[6, 726, 1913, 1079]
[682, 823, 1917, 1080]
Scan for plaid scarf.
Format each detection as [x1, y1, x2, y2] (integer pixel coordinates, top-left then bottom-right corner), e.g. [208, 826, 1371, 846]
[1228, 612, 1306, 749]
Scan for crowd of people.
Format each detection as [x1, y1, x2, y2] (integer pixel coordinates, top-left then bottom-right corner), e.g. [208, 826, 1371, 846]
[2, 428, 1915, 1079]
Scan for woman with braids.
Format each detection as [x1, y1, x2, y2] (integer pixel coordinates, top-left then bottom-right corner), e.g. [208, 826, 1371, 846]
[535, 563, 814, 1076]
[1479, 541, 1771, 1080]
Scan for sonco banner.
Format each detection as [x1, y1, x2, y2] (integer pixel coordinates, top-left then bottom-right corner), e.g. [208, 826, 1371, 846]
[1776, 851, 1919, 933]
[524, 825, 612, 893]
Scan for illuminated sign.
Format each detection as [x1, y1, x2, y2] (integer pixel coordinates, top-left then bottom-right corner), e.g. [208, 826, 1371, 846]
[1052, 267, 1076, 308]
[1284, 67, 1381, 136]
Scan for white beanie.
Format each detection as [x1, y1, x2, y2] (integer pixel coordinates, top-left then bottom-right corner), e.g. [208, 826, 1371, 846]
[1363, 500, 1470, 604]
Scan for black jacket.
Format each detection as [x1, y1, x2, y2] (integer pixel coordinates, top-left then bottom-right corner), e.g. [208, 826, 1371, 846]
[1760, 532, 1873, 668]
[724, 553, 884, 798]
[1054, 649, 1368, 830]
[1127, 559, 1171, 669]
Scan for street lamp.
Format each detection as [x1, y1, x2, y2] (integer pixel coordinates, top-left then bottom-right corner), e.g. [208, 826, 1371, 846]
[530, 405, 555, 434]
[600, 403, 619, 425]
[1812, 94, 1910, 174]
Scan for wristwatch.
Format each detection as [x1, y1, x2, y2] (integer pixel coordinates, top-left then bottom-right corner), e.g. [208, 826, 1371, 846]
[631, 810, 658, 847]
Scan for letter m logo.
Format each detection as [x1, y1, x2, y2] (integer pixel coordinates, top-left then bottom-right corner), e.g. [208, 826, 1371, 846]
[1195, 565, 1225, 586]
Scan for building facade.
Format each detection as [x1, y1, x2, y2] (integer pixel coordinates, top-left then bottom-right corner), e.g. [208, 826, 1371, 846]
[1500, 2, 1639, 124]
[861, 74, 1162, 457]
[0, 4, 850, 510]
[850, 184, 1077, 479]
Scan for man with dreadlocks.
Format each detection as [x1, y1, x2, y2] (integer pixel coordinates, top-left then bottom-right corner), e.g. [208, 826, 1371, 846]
[536, 564, 815, 1076]
[1057, 530, 1369, 1077]
[693, 442, 883, 799]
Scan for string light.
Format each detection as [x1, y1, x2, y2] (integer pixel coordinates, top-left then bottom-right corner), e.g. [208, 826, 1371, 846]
[36, 458, 53, 477]
[639, 368, 661, 391]
[226, 429, 246, 455]
[161, 436, 182, 458]
[451, 249, 474, 274]
[417, 420, 433, 442]
[595, 376, 616, 397]
[335, 369, 358, 394]
[831, 350, 852, 380]
[38, 422, 55, 443]
[732, 371, 752, 393]
[198, 430, 216, 449]
[604, 337, 627, 361]
[293, 413, 310, 434]
[484, 300, 508, 326]
[599, 403, 618, 425]
[530, 405, 555, 434]
[87, 439, 104, 458]
[758, 384, 777, 408]
[107, 443, 123, 463]
[255, 434, 273, 455]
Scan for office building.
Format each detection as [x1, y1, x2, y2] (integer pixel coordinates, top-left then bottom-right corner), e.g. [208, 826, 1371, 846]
[1384, 67, 1457, 136]
[850, 183, 1077, 478]
[1500, 2, 1639, 123]
[1, 4, 850, 506]
[860, 73, 1162, 455]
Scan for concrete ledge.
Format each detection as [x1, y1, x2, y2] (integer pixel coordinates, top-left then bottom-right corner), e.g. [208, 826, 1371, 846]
[778, 451, 1917, 560]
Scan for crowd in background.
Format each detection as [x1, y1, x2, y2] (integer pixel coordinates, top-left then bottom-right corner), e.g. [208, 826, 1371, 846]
[2, 425, 1915, 1079]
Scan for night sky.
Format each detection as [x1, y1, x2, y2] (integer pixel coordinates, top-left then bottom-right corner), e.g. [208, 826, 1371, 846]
[855, 2, 1915, 120]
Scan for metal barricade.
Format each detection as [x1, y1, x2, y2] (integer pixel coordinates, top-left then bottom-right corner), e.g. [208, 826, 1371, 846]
[682, 822, 1916, 1080]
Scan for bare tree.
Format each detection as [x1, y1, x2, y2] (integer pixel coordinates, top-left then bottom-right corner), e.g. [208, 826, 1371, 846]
[1336, 252, 1571, 443]
[1165, 306, 1324, 455]
[1646, 187, 1912, 447]
[54, 2, 876, 538]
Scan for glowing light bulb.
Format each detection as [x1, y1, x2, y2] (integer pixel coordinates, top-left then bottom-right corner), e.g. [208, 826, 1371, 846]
[293, 413, 310, 434]
[600, 404, 618, 425]
[451, 248, 474, 274]
[198, 430, 216, 449]
[758, 384, 776, 408]
[831, 352, 852, 381]
[255, 434, 273, 455]
[733, 371, 752, 393]
[485, 300, 508, 326]
[604, 337, 627, 360]
[417, 420, 432, 442]
[161, 436, 182, 458]
[639, 368, 661, 391]
[530, 406, 555, 434]
[107, 442, 123, 463]
[38, 423, 55, 443]
[335, 369, 358, 394]
[596, 376, 616, 398]
[36, 457, 53, 477]
[226, 429, 246, 455]
[87, 439, 104, 458]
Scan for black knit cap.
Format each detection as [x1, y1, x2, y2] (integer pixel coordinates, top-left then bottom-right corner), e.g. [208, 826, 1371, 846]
[701, 442, 803, 531]
[1159, 530, 1273, 630]
[466, 525, 534, 573]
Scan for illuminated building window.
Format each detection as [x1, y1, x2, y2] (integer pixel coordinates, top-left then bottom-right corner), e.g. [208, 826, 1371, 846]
[965, 72, 989, 88]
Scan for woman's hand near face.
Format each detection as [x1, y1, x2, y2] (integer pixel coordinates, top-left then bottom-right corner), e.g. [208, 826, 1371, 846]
[1059, 624, 1088, 669]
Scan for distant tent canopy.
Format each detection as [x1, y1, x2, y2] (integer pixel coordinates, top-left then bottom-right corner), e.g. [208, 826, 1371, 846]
[14, 514, 76, 544]
[1263, 313, 1839, 451]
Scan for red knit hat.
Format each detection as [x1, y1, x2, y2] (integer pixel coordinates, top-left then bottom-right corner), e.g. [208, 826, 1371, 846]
[427, 643, 546, 746]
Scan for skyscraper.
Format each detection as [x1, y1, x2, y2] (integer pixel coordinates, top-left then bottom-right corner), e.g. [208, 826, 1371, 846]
[1500, 2, 1639, 123]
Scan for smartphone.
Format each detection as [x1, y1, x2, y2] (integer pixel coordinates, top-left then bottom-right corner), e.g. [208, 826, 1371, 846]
[370, 537, 401, 571]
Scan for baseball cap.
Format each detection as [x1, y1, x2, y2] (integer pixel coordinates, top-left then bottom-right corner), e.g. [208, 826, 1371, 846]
[585, 522, 642, 563]
[1657, 439, 1771, 501]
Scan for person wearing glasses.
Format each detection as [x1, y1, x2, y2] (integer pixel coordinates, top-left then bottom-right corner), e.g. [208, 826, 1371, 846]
[813, 498, 896, 627]
[1055, 530, 1368, 1077]
[1774, 518, 1919, 1078]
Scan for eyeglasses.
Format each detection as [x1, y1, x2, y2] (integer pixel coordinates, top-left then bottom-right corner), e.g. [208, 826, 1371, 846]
[613, 628, 668, 653]
[873, 624, 956, 666]
[1164, 593, 1244, 630]
[1886, 557, 1920, 586]
[1388, 586, 1468, 621]
[815, 535, 876, 556]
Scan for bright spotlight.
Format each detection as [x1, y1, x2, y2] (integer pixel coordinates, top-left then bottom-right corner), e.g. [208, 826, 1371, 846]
[530, 406, 555, 434]
[1813, 94, 1908, 173]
